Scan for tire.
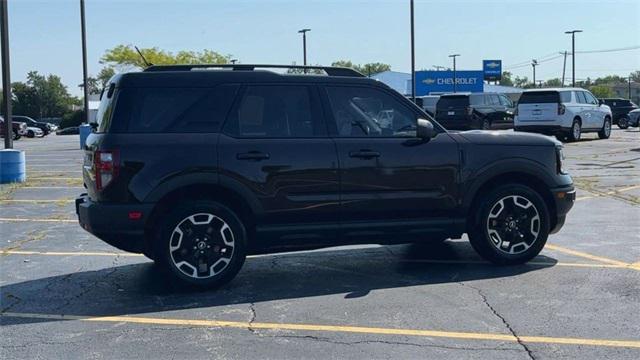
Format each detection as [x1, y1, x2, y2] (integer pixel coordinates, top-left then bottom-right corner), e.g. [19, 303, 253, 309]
[617, 116, 629, 129]
[567, 119, 581, 142]
[481, 118, 491, 130]
[468, 183, 550, 265]
[26, 130, 35, 138]
[154, 200, 247, 289]
[598, 117, 612, 139]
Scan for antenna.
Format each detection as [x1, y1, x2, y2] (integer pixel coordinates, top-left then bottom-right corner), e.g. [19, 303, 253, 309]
[134, 46, 152, 68]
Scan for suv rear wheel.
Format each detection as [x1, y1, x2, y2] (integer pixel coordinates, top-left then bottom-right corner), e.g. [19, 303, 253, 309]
[154, 200, 247, 288]
[568, 119, 581, 142]
[468, 183, 550, 265]
[598, 117, 612, 139]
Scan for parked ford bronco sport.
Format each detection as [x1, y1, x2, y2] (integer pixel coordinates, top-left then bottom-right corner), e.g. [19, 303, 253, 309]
[76, 64, 575, 288]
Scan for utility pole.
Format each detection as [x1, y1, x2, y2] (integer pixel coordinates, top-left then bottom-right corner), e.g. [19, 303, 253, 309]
[298, 28, 310, 73]
[80, 0, 89, 124]
[1, 0, 12, 149]
[561, 51, 567, 87]
[449, 54, 460, 93]
[410, 0, 415, 102]
[629, 76, 632, 100]
[565, 30, 582, 87]
[230, 59, 237, 64]
[531, 59, 538, 86]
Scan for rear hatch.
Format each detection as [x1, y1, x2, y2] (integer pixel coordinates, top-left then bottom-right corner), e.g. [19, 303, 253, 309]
[83, 83, 117, 200]
[517, 91, 559, 122]
[435, 95, 470, 127]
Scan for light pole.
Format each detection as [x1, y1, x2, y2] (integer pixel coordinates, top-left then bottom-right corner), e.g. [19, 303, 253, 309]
[449, 54, 460, 93]
[531, 59, 538, 87]
[1, 0, 12, 149]
[410, 0, 415, 102]
[230, 59, 237, 64]
[298, 28, 310, 72]
[80, 0, 89, 124]
[565, 30, 582, 87]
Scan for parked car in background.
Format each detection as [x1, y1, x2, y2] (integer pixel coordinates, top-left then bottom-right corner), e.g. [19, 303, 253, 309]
[0, 116, 27, 140]
[515, 88, 612, 142]
[435, 92, 515, 130]
[12, 115, 54, 135]
[76, 64, 575, 288]
[627, 109, 640, 127]
[25, 126, 44, 138]
[417, 95, 440, 117]
[56, 126, 79, 135]
[599, 98, 638, 129]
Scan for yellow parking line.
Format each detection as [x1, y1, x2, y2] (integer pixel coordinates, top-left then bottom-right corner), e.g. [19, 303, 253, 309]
[22, 186, 82, 189]
[545, 244, 634, 269]
[2, 312, 639, 349]
[0, 218, 76, 223]
[616, 184, 640, 193]
[28, 177, 80, 181]
[0, 199, 74, 204]
[576, 184, 640, 201]
[0, 250, 632, 270]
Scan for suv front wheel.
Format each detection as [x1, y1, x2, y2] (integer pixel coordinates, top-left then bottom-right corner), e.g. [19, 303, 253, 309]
[155, 200, 247, 288]
[468, 184, 550, 265]
[598, 117, 612, 139]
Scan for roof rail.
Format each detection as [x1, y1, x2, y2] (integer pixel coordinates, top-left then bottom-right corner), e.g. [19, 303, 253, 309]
[143, 64, 365, 77]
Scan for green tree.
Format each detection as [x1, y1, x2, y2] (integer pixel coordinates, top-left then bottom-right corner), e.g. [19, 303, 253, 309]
[499, 71, 514, 86]
[588, 85, 613, 98]
[101, 44, 233, 70]
[544, 78, 562, 87]
[514, 76, 530, 88]
[87, 67, 116, 94]
[10, 71, 75, 119]
[630, 71, 640, 83]
[331, 60, 391, 76]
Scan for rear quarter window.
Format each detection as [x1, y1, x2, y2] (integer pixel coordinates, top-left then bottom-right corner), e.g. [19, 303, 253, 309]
[559, 91, 572, 103]
[112, 85, 239, 133]
[519, 91, 560, 104]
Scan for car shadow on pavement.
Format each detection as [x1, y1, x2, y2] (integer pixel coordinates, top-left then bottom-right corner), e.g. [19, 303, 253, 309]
[0, 240, 557, 325]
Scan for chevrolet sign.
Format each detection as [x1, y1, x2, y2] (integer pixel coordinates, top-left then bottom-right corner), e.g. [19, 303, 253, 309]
[483, 60, 502, 81]
[415, 70, 484, 95]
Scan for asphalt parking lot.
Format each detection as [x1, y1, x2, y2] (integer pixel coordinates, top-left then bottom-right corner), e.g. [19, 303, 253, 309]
[1, 129, 639, 359]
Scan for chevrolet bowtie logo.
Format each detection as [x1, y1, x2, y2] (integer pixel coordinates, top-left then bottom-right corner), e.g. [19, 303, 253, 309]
[422, 78, 436, 84]
[486, 62, 500, 68]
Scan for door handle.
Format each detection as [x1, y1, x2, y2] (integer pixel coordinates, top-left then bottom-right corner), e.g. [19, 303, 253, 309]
[349, 150, 380, 159]
[236, 151, 270, 161]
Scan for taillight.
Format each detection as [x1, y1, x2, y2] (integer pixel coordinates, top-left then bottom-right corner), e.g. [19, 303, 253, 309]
[94, 150, 119, 191]
[558, 104, 566, 115]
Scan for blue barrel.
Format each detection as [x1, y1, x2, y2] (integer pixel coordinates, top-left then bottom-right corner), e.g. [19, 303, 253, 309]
[0, 149, 26, 183]
[79, 124, 92, 149]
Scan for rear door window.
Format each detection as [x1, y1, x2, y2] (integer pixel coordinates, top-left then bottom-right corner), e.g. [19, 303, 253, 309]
[583, 92, 598, 105]
[114, 85, 239, 133]
[224, 85, 323, 138]
[519, 91, 560, 104]
[575, 91, 587, 104]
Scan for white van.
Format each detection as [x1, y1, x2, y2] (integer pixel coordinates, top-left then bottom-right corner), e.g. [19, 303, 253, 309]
[514, 88, 612, 141]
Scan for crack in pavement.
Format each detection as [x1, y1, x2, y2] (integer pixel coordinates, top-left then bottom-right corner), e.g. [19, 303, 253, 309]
[247, 302, 257, 334]
[266, 334, 523, 352]
[459, 282, 536, 360]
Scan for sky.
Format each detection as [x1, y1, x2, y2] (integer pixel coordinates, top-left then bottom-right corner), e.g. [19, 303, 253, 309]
[2, 0, 639, 96]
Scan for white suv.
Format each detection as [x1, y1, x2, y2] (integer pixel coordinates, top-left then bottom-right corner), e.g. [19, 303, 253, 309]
[514, 88, 612, 141]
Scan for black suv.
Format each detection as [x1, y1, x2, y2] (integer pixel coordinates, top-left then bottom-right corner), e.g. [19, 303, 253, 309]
[12, 115, 53, 135]
[435, 92, 515, 130]
[600, 98, 638, 129]
[76, 64, 575, 288]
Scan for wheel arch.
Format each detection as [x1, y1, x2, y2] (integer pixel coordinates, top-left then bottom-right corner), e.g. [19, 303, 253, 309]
[463, 168, 557, 232]
[142, 176, 262, 256]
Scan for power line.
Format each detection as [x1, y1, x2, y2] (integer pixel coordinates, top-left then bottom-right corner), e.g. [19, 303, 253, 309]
[504, 45, 639, 70]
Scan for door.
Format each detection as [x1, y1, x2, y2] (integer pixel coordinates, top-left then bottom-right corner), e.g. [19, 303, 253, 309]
[219, 84, 340, 246]
[322, 85, 460, 238]
[583, 91, 604, 128]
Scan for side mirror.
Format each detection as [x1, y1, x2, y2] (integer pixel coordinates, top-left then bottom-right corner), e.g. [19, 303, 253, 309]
[417, 118, 436, 139]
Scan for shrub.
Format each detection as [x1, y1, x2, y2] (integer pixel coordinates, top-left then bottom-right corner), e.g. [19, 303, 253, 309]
[59, 110, 85, 129]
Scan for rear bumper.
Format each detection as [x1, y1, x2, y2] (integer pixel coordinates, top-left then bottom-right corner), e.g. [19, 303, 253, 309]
[75, 194, 153, 253]
[549, 185, 575, 234]
[515, 125, 569, 136]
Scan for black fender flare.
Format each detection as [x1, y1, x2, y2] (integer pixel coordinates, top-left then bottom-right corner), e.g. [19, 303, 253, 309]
[461, 158, 555, 210]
